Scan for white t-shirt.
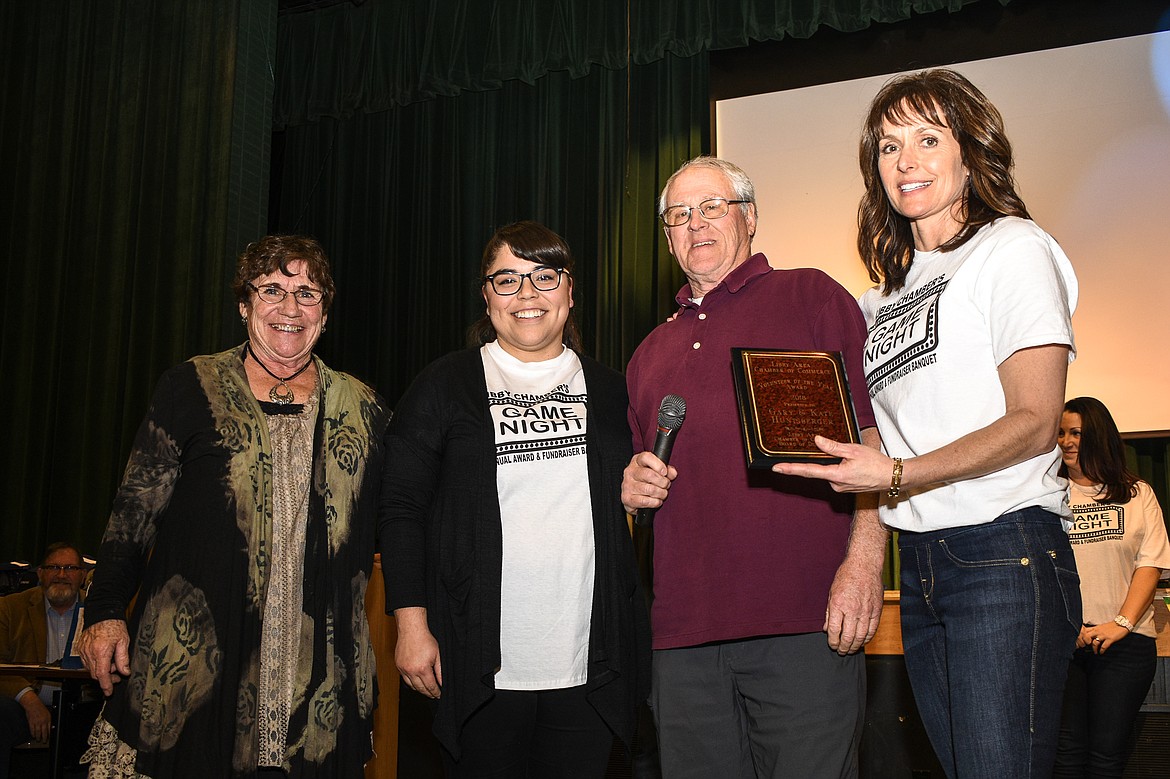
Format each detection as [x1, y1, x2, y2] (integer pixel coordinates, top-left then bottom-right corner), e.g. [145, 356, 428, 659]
[1068, 480, 1170, 638]
[859, 217, 1078, 532]
[481, 341, 594, 690]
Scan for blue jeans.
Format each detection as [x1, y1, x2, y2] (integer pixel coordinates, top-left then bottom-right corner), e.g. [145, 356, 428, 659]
[897, 507, 1081, 778]
[1053, 631, 1157, 778]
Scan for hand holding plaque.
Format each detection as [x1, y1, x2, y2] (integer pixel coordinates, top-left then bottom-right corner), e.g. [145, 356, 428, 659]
[730, 348, 862, 467]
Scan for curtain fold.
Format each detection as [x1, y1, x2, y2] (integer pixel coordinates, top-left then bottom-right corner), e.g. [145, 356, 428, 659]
[1, 0, 265, 560]
[274, 0, 629, 126]
[272, 52, 708, 402]
[1128, 438, 1170, 523]
[1, 0, 1024, 564]
[274, 0, 999, 126]
[632, 0, 994, 59]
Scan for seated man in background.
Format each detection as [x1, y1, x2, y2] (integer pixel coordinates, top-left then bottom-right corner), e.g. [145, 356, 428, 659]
[0, 542, 88, 778]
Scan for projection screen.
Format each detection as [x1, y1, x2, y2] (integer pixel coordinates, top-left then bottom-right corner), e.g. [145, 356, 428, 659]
[715, 31, 1170, 432]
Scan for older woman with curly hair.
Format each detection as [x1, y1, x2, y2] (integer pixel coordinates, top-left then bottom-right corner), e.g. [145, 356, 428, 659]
[78, 235, 389, 778]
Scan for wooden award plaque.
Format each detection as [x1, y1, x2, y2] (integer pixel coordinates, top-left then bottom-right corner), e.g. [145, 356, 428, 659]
[730, 348, 862, 467]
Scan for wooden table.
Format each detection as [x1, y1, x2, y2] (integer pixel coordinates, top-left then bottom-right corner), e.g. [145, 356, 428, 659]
[0, 663, 96, 779]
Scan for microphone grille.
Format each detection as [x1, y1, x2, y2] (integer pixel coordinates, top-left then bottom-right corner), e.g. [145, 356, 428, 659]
[657, 394, 687, 430]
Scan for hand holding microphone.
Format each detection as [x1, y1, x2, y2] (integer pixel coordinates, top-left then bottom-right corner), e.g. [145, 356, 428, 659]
[634, 394, 686, 527]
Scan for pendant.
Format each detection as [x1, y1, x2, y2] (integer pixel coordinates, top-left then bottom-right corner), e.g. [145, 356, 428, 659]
[269, 381, 295, 404]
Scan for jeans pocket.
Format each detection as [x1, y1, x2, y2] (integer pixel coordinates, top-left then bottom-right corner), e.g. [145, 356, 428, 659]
[933, 523, 1059, 617]
[936, 535, 1022, 568]
[1045, 543, 1083, 631]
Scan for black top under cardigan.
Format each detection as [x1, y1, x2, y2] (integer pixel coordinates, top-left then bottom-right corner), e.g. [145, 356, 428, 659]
[379, 346, 650, 759]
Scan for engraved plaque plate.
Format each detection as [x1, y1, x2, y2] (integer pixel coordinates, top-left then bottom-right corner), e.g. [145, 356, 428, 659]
[730, 348, 862, 468]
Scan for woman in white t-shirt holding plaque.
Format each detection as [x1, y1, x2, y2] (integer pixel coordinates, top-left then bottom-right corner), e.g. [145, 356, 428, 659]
[379, 221, 649, 777]
[1054, 396, 1170, 778]
[773, 69, 1082, 778]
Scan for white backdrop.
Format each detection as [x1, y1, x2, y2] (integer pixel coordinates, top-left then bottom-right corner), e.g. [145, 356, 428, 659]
[716, 32, 1170, 432]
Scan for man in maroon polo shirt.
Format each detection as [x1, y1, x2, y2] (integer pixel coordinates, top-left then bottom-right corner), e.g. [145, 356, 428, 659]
[621, 156, 887, 778]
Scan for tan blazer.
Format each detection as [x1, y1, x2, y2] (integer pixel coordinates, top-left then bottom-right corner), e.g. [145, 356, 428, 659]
[0, 586, 50, 699]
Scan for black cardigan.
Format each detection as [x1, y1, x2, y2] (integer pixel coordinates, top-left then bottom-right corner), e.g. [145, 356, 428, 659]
[379, 347, 650, 759]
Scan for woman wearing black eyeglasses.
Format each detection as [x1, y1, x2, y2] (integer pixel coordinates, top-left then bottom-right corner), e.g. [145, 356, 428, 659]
[380, 220, 649, 776]
[77, 235, 389, 778]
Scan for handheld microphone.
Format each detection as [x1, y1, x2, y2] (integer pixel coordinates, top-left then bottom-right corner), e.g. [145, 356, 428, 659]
[635, 394, 686, 528]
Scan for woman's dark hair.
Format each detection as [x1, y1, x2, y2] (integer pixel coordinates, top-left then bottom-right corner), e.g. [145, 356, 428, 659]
[467, 221, 583, 352]
[233, 234, 336, 311]
[1061, 396, 1140, 504]
[857, 68, 1031, 294]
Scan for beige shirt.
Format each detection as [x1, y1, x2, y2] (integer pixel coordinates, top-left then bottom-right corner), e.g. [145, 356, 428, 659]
[1068, 480, 1170, 637]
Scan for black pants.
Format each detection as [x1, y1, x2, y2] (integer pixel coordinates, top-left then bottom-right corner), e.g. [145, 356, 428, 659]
[1053, 632, 1157, 778]
[442, 685, 614, 778]
[1, 696, 100, 779]
[0, 695, 32, 779]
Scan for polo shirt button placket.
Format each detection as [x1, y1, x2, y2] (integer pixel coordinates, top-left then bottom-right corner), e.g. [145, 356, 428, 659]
[686, 305, 708, 353]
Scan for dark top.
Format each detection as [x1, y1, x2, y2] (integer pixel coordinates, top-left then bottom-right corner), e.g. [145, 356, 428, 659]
[627, 254, 877, 648]
[379, 346, 650, 759]
[86, 345, 389, 778]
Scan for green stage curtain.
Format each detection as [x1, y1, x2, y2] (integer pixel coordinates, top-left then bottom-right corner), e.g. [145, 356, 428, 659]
[270, 0, 1000, 399]
[274, 0, 995, 123]
[269, 0, 1006, 598]
[1, 0, 1010, 563]
[1128, 437, 1170, 534]
[272, 52, 708, 401]
[0, 1, 273, 561]
[631, 0, 993, 57]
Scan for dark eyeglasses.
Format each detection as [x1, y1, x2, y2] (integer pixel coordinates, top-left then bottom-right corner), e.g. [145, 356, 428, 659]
[39, 565, 84, 574]
[482, 268, 567, 296]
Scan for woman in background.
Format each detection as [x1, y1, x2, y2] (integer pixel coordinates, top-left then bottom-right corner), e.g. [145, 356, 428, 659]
[1055, 396, 1170, 778]
[381, 221, 649, 776]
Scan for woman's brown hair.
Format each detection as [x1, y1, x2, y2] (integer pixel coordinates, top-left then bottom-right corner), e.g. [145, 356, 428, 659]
[233, 234, 336, 311]
[1060, 397, 1140, 505]
[857, 69, 1030, 294]
[467, 221, 583, 353]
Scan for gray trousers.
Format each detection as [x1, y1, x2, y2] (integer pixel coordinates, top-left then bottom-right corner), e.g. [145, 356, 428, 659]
[651, 633, 865, 779]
